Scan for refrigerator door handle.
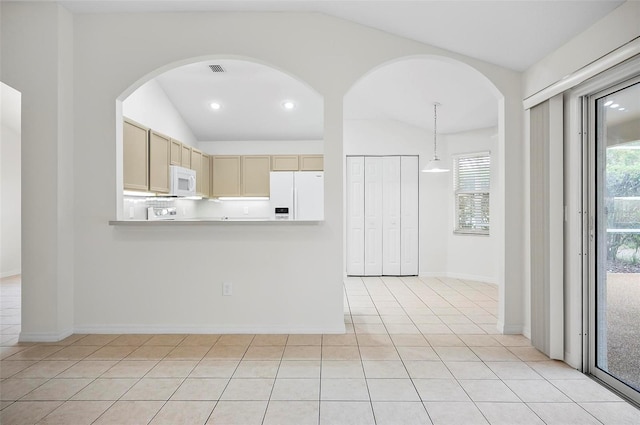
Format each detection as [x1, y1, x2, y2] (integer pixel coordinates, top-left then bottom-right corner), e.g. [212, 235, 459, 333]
[293, 187, 298, 220]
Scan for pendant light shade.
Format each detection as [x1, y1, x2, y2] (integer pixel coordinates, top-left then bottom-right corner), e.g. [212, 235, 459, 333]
[422, 102, 449, 173]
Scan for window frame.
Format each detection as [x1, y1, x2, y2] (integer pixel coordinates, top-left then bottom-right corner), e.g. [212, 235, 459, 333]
[453, 151, 491, 236]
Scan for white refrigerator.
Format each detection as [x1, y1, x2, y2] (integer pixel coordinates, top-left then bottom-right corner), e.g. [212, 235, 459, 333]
[270, 171, 324, 220]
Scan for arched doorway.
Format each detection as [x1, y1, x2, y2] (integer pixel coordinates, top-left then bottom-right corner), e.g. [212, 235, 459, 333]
[343, 55, 507, 334]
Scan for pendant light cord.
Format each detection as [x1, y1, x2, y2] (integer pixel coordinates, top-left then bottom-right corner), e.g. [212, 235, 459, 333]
[433, 103, 439, 160]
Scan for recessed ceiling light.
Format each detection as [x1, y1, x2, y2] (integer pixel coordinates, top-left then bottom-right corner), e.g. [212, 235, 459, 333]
[610, 103, 619, 108]
[282, 101, 296, 110]
[619, 107, 626, 111]
[604, 100, 613, 106]
[210, 102, 221, 110]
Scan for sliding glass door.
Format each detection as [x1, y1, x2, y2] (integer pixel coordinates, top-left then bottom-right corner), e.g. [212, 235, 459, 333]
[589, 78, 640, 402]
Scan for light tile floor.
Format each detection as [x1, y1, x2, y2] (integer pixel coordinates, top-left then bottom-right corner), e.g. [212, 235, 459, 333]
[1, 275, 639, 424]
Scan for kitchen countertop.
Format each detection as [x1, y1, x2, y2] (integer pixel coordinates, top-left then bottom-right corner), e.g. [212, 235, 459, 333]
[109, 218, 323, 225]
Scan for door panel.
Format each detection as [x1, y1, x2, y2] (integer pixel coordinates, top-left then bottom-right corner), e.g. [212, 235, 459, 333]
[347, 157, 365, 275]
[401, 156, 419, 275]
[364, 157, 383, 276]
[590, 79, 640, 402]
[383, 157, 401, 275]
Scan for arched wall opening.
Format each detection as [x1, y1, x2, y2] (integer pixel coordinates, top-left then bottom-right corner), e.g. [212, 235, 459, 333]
[343, 55, 506, 331]
[1, 82, 22, 279]
[114, 56, 324, 221]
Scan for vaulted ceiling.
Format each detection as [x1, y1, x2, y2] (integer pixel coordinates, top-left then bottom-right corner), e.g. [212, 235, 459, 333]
[89, 0, 624, 141]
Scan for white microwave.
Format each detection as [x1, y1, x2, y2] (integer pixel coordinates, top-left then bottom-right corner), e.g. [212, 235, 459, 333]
[170, 165, 196, 197]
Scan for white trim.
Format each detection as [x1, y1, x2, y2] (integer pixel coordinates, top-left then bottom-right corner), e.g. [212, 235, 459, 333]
[19, 329, 74, 343]
[0, 270, 21, 279]
[523, 37, 640, 110]
[496, 321, 524, 335]
[73, 324, 346, 335]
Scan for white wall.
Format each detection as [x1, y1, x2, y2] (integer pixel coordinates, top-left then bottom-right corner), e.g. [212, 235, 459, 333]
[523, 1, 639, 98]
[0, 83, 21, 277]
[445, 129, 499, 283]
[122, 79, 197, 146]
[2, 6, 524, 339]
[344, 119, 499, 283]
[1, 2, 75, 340]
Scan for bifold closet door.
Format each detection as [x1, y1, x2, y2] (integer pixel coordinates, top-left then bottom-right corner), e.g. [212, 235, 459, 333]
[346, 157, 365, 275]
[346, 155, 418, 276]
[382, 156, 401, 275]
[364, 156, 383, 276]
[401, 156, 419, 275]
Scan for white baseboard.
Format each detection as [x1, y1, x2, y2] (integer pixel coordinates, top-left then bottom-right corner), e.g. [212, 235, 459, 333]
[19, 329, 73, 343]
[1, 270, 21, 279]
[496, 320, 524, 335]
[419, 272, 497, 285]
[522, 326, 531, 339]
[74, 323, 346, 335]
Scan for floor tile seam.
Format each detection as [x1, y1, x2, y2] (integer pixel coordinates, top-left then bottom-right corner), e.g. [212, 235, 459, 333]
[353, 277, 379, 425]
[16, 374, 97, 403]
[524, 401, 606, 425]
[259, 334, 287, 425]
[418, 276, 486, 312]
[394, 277, 454, 331]
[545, 377, 617, 405]
[88, 398, 131, 425]
[141, 374, 193, 425]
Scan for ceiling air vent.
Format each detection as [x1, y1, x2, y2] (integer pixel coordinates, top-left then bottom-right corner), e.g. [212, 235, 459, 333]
[208, 64, 225, 73]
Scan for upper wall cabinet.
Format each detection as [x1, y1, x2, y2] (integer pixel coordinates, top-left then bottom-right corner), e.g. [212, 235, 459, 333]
[271, 155, 300, 171]
[212, 155, 241, 197]
[170, 139, 182, 166]
[181, 145, 192, 169]
[191, 148, 204, 196]
[300, 154, 324, 171]
[242, 155, 271, 196]
[202, 154, 210, 198]
[123, 119, 149, 191]
[149, 130, 171, 194]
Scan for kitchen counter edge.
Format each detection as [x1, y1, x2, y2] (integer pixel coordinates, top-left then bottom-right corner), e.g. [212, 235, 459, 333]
[109, 219, 324, 225]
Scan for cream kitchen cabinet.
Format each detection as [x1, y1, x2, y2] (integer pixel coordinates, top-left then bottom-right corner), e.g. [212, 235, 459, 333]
[212, 155, 241, 197]
[190, 148, 203, 196]
[123, 119, 149, 191]
[181, 145, 191, 168]
[201, 154, 210, 198]
[299, 154, 324, 171]
[242, 155, 271, 196]
[271, 155, 299, 171]
[170, 139, 182, 165]
[149, 130, 171, 194]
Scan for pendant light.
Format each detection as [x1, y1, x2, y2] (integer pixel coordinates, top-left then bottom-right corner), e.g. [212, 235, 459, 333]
[422, 102, 449, 173]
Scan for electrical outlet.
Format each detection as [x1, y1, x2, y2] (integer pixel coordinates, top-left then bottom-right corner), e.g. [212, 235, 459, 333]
[129, 206, 135, 219]
[222, 282, 233, 296]
[243, 206, 249, 215]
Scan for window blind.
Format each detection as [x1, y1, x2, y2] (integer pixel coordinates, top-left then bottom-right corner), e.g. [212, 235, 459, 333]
[454, 153, 490, 234]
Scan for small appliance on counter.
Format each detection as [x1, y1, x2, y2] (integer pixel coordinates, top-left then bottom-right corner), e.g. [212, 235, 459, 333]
[147, 207, 177, 221]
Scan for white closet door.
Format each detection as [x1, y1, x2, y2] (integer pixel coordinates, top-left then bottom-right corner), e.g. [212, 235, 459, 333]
[346, 157, 365, 275]
[364, 156, 383, 276]
[401, 156, 419, 275]
[383, 156, 401, 275]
